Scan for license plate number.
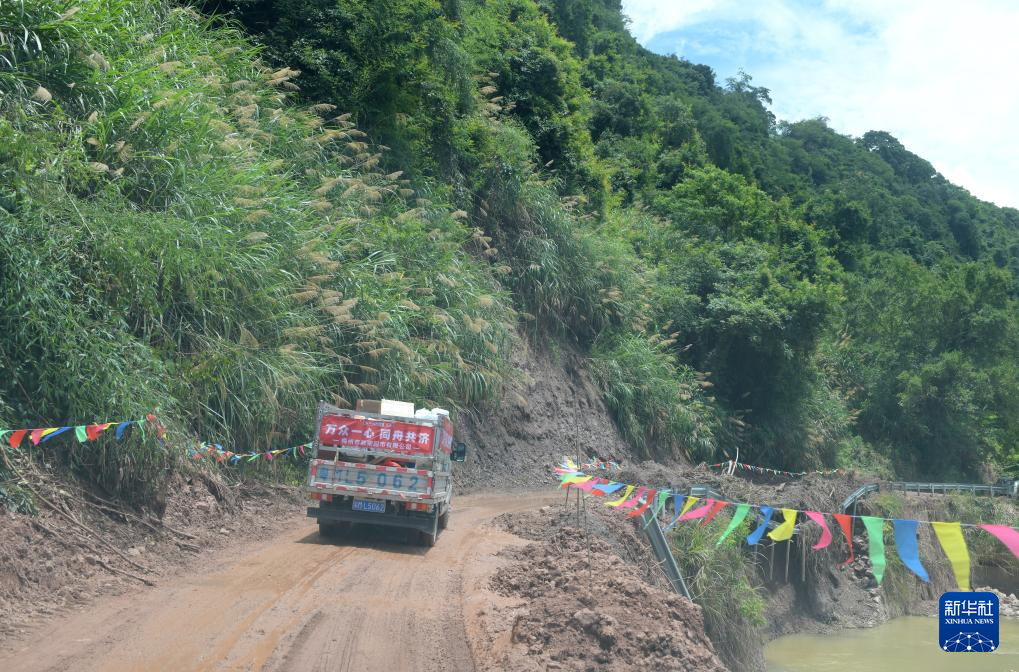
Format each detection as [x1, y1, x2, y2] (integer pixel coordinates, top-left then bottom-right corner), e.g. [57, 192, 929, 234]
[318, 465, 427, 493]
[352, 499, 386, 513]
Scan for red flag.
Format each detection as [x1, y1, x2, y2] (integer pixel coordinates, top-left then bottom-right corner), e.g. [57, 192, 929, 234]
[833, 513, 855, 566]
[700, 500, 729, 526]
[626, 489, 657, 517]
[85, 423, 110, 441]
[9, 429, 28, 448]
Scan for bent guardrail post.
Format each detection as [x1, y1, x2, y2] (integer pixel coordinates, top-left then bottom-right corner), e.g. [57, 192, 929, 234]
[639, 506, 692, 601]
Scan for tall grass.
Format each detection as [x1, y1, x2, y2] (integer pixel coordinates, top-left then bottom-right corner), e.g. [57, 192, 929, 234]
[589, 332, 720, 461]
[0, 0, 511, 501]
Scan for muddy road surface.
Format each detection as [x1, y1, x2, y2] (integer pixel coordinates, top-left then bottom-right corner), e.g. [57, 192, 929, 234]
[0, 492, 554, 672]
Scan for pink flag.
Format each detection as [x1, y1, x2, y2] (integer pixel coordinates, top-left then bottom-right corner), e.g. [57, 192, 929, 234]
[627, 489, 657, 517]
[700, 500, 729, 526]
[618, 487, 647, 510]
[805, 511, 834, 550]
[679, 498, 716, 522]
[979, 524, 1019, 561]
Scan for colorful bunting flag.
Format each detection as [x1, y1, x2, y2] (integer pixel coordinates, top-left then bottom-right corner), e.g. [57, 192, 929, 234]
[717, 503, 751, 546]
[804, 511, 833, 550]
[979, 524, 1019, 562]
[933, 521, 971, 592]
[747, 506, 775, 545]
[768, 508, 798, 542]
[833, 513, 855, 566]
[556, 464, 1013, 591]
[861, 516, 886, 585]
[893, 519, 929, 582]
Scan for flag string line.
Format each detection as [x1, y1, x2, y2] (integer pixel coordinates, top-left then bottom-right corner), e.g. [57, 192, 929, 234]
[559, 467, 1019, 532]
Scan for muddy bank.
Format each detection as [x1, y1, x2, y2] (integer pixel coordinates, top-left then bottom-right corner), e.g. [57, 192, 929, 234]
[488, 504, 727, 672]
[0, 464, 304, 644]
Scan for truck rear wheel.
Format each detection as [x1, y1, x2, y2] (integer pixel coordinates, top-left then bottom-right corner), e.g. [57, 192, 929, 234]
[439, 509, 450, 530]
[418, 511, 439, 547]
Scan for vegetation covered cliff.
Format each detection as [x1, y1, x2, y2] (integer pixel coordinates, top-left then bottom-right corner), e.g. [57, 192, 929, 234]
[3, 0, 1018, 502]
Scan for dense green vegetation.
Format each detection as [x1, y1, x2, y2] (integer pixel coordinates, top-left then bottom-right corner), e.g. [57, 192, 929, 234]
[3, 0, 1018, 499]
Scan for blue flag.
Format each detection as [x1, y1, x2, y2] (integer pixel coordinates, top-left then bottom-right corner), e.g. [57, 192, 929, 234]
[747, 506, 775, 545]
[893, 519, 929, 582]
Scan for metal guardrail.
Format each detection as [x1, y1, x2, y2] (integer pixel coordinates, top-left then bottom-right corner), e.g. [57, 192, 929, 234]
[841, 483, 880, 513]
[884, 481, 1012, 496]
[639, 506, 691, 600]
[842, 480, 1015, 514]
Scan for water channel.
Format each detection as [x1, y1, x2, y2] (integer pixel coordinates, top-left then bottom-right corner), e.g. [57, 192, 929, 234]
[765, 616, 1019, 671]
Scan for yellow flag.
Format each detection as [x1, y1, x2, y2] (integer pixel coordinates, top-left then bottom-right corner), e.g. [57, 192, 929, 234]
[768, 508, 798, 541]
[606, 484, 634, 507]
[933, 521, 971, 591]
[679, 496, 699, 517]
[562, 475, 592, 486]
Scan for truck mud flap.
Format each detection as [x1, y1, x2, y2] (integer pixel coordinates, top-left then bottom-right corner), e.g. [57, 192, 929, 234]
[307, 506, 438, 534]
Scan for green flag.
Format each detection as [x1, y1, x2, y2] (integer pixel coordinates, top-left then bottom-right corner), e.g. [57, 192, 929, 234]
[717, 503, 751, 546]
[74, 426, 88, 442]
[862, 516, 886, 585]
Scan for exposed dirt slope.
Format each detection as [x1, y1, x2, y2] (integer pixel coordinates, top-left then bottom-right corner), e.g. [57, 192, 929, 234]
[454, 336, 635, 493]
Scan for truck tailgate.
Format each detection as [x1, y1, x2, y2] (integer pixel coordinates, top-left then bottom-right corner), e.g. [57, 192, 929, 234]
[308, 459, 446, 501]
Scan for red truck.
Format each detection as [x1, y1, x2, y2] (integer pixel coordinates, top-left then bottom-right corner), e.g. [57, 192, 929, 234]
[305, 400, 467, 546]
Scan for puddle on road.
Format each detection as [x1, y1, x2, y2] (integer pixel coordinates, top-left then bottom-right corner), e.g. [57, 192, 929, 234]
[766, 616, 1019, 671]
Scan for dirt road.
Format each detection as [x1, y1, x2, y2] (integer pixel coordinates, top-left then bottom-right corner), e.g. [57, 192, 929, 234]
[0, 492, 553, 672]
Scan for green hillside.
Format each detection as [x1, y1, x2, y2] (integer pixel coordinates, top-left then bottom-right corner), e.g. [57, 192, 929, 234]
[3, 0, 1018, 502]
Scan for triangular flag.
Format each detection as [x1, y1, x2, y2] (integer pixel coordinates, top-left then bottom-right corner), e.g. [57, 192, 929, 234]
[40, 427, 71, 443]
[643, 491, 672, 527]
[717, 504, 751, 546]
[85, 423, 111, 441]
[618, 487, 647, 510]
[115, 421, 131, 440]
[679, 498, 716, 522]
[679, 496, 699, 518]
[627, 489, 657, 517]
[804, 511, 833, 550]
[833, 513, 855, 566]
[74, 426, 88, 443]
[606, 485, 634, 507]
[861, 516, 886, 585]
[700, 500, 729, 526]
[591, 482, 625, 496]
[933, 521, 971, 592]
[768, 508, 798, 541]
[747, 506, 775, 545]
[892, 519, 929, 582]
[979, 524, 1019, 562]
[8, 429, 27, 448]
[664, 494, 687, 531]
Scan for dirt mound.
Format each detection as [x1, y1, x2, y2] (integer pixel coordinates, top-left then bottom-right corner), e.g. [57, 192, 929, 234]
[486, 508, 727, 672]
[455, 334, 635, 493]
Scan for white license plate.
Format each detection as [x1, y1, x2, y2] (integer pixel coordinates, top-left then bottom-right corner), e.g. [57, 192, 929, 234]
[352, 498, 386, 513]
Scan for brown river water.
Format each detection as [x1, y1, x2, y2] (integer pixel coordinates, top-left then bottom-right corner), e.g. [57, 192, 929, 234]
[766, 616, 1019, 671]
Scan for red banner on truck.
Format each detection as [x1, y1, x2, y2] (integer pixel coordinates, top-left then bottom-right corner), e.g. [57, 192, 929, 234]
[319, 414, 435, 456]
